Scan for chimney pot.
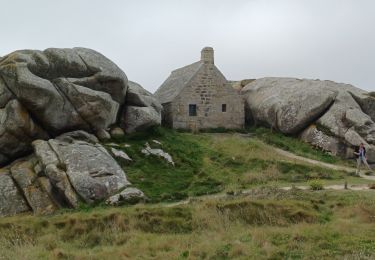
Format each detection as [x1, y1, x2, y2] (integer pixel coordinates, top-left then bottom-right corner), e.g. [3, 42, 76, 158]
[201, 47, 214, 64]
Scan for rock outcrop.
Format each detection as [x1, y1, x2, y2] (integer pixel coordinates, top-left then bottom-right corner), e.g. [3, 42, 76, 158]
[0, 167, 31, 216]
[0, 99, 49, 166]
[0, 131, 132, 217]
[121, 81, 162, 133]
[110, 147, 133, 164]
[0, 48, 161, 216]
[242, 78, 338, 134]
[0, 48, 127, 166]
[141, 142, 175, 166]
[106, 187, 146, 206]
[0, 48, 161, 167]
[242, 77, 375, 161]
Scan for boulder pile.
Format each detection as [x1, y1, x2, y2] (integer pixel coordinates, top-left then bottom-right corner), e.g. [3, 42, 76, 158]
[242, 77, 375, 161]
[0, 131, 132, 216]
[0, 48, 161, 216]
[121, 81, 162, 133]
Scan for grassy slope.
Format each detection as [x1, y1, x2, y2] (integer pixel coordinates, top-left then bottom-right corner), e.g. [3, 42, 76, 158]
[1, 127, 374, 259]
[0, 189, 374, 259]
[250, 127, 356, 166]
[106, 127, 359, 202]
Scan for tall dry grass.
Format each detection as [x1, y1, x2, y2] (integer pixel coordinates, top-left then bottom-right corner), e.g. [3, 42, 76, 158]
[1, 190, 374, 259]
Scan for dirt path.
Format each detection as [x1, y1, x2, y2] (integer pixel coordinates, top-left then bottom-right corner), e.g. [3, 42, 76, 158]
[280, 184, 371, 191]
[165, 183, 373, 208]
[270, 146, 375, 181]
[165, 134, 375, 208]
[234, 132, 375, 181]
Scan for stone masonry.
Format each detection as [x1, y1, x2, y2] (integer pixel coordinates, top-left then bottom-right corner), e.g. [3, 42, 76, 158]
[155, 47, 244, 130]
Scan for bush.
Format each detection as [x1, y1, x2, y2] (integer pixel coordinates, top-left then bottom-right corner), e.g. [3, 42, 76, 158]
[309, 180, 324, 190]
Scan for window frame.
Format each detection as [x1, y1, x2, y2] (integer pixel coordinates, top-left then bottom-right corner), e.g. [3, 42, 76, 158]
[189, 104, 197, 116]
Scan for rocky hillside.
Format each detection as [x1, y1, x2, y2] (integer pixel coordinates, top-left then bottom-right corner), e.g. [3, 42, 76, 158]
[241, 77, 375, 162]
[0, 48, 161, 216]
[1, 131, 374, 259]
[2, 48, 375, 218]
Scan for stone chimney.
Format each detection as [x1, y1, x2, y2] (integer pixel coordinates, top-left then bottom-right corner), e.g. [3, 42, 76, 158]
[201, 47, 214, 64]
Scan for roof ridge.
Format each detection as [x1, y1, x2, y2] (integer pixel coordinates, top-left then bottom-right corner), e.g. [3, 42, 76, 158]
[171, 61, 202, 73]
[154, 61, 203, 104]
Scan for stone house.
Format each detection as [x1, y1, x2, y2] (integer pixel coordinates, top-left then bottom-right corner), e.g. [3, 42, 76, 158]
[154, 47, 244, 130]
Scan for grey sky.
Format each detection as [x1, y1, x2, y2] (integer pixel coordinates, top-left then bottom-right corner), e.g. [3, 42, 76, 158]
[1, 0, 374, 92]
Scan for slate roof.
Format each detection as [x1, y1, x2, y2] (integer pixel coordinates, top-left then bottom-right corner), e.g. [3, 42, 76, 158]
[154, 61, 203, 104]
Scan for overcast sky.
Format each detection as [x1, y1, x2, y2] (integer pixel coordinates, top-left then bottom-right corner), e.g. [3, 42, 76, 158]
[1, 0, 374, 92]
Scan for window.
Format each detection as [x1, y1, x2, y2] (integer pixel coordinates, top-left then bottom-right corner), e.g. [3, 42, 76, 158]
[222, 104, 227, 112]
[189, 104, 197, 116]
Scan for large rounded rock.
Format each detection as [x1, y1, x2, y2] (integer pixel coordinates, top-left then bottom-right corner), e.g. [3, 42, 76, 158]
[0, 48, 151, 217]
[120, 81, 161, 133]
[0, 130, 134, 216]
[33, 132, 131, 204]
[0, 48, 128, 165]
[122, 106, 161, 133]
[0, 48, 127, 134]
[53, 78, 119, 130]
[242, 77, 375, 162]
[242, 78, 337, 134]
[125, 81, 162, 112]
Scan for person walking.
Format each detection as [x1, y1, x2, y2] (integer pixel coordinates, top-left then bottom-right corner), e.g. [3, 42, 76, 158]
[354, 143, 372, 176]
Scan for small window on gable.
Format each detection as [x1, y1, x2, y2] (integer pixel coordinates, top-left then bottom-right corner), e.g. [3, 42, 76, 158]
[222, 104, 227, 112]
[189, 104, 197, 116]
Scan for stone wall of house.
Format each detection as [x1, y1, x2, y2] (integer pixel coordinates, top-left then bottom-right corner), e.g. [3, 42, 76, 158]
[170, 64, 244, 130]
[161, 102, 173, 128]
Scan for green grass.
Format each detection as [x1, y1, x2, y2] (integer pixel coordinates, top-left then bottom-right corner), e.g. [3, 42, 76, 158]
[106, 127, 224, 202]
[1, 127, 374, 259]
[105, 127, 351, 203]
[250, 127, 354, 166]
[308, 179, 325, 190]
[0, 189, 374, 259]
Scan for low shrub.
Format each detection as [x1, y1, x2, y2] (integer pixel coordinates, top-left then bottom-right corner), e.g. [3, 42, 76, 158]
[309, 180, 324, 190]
